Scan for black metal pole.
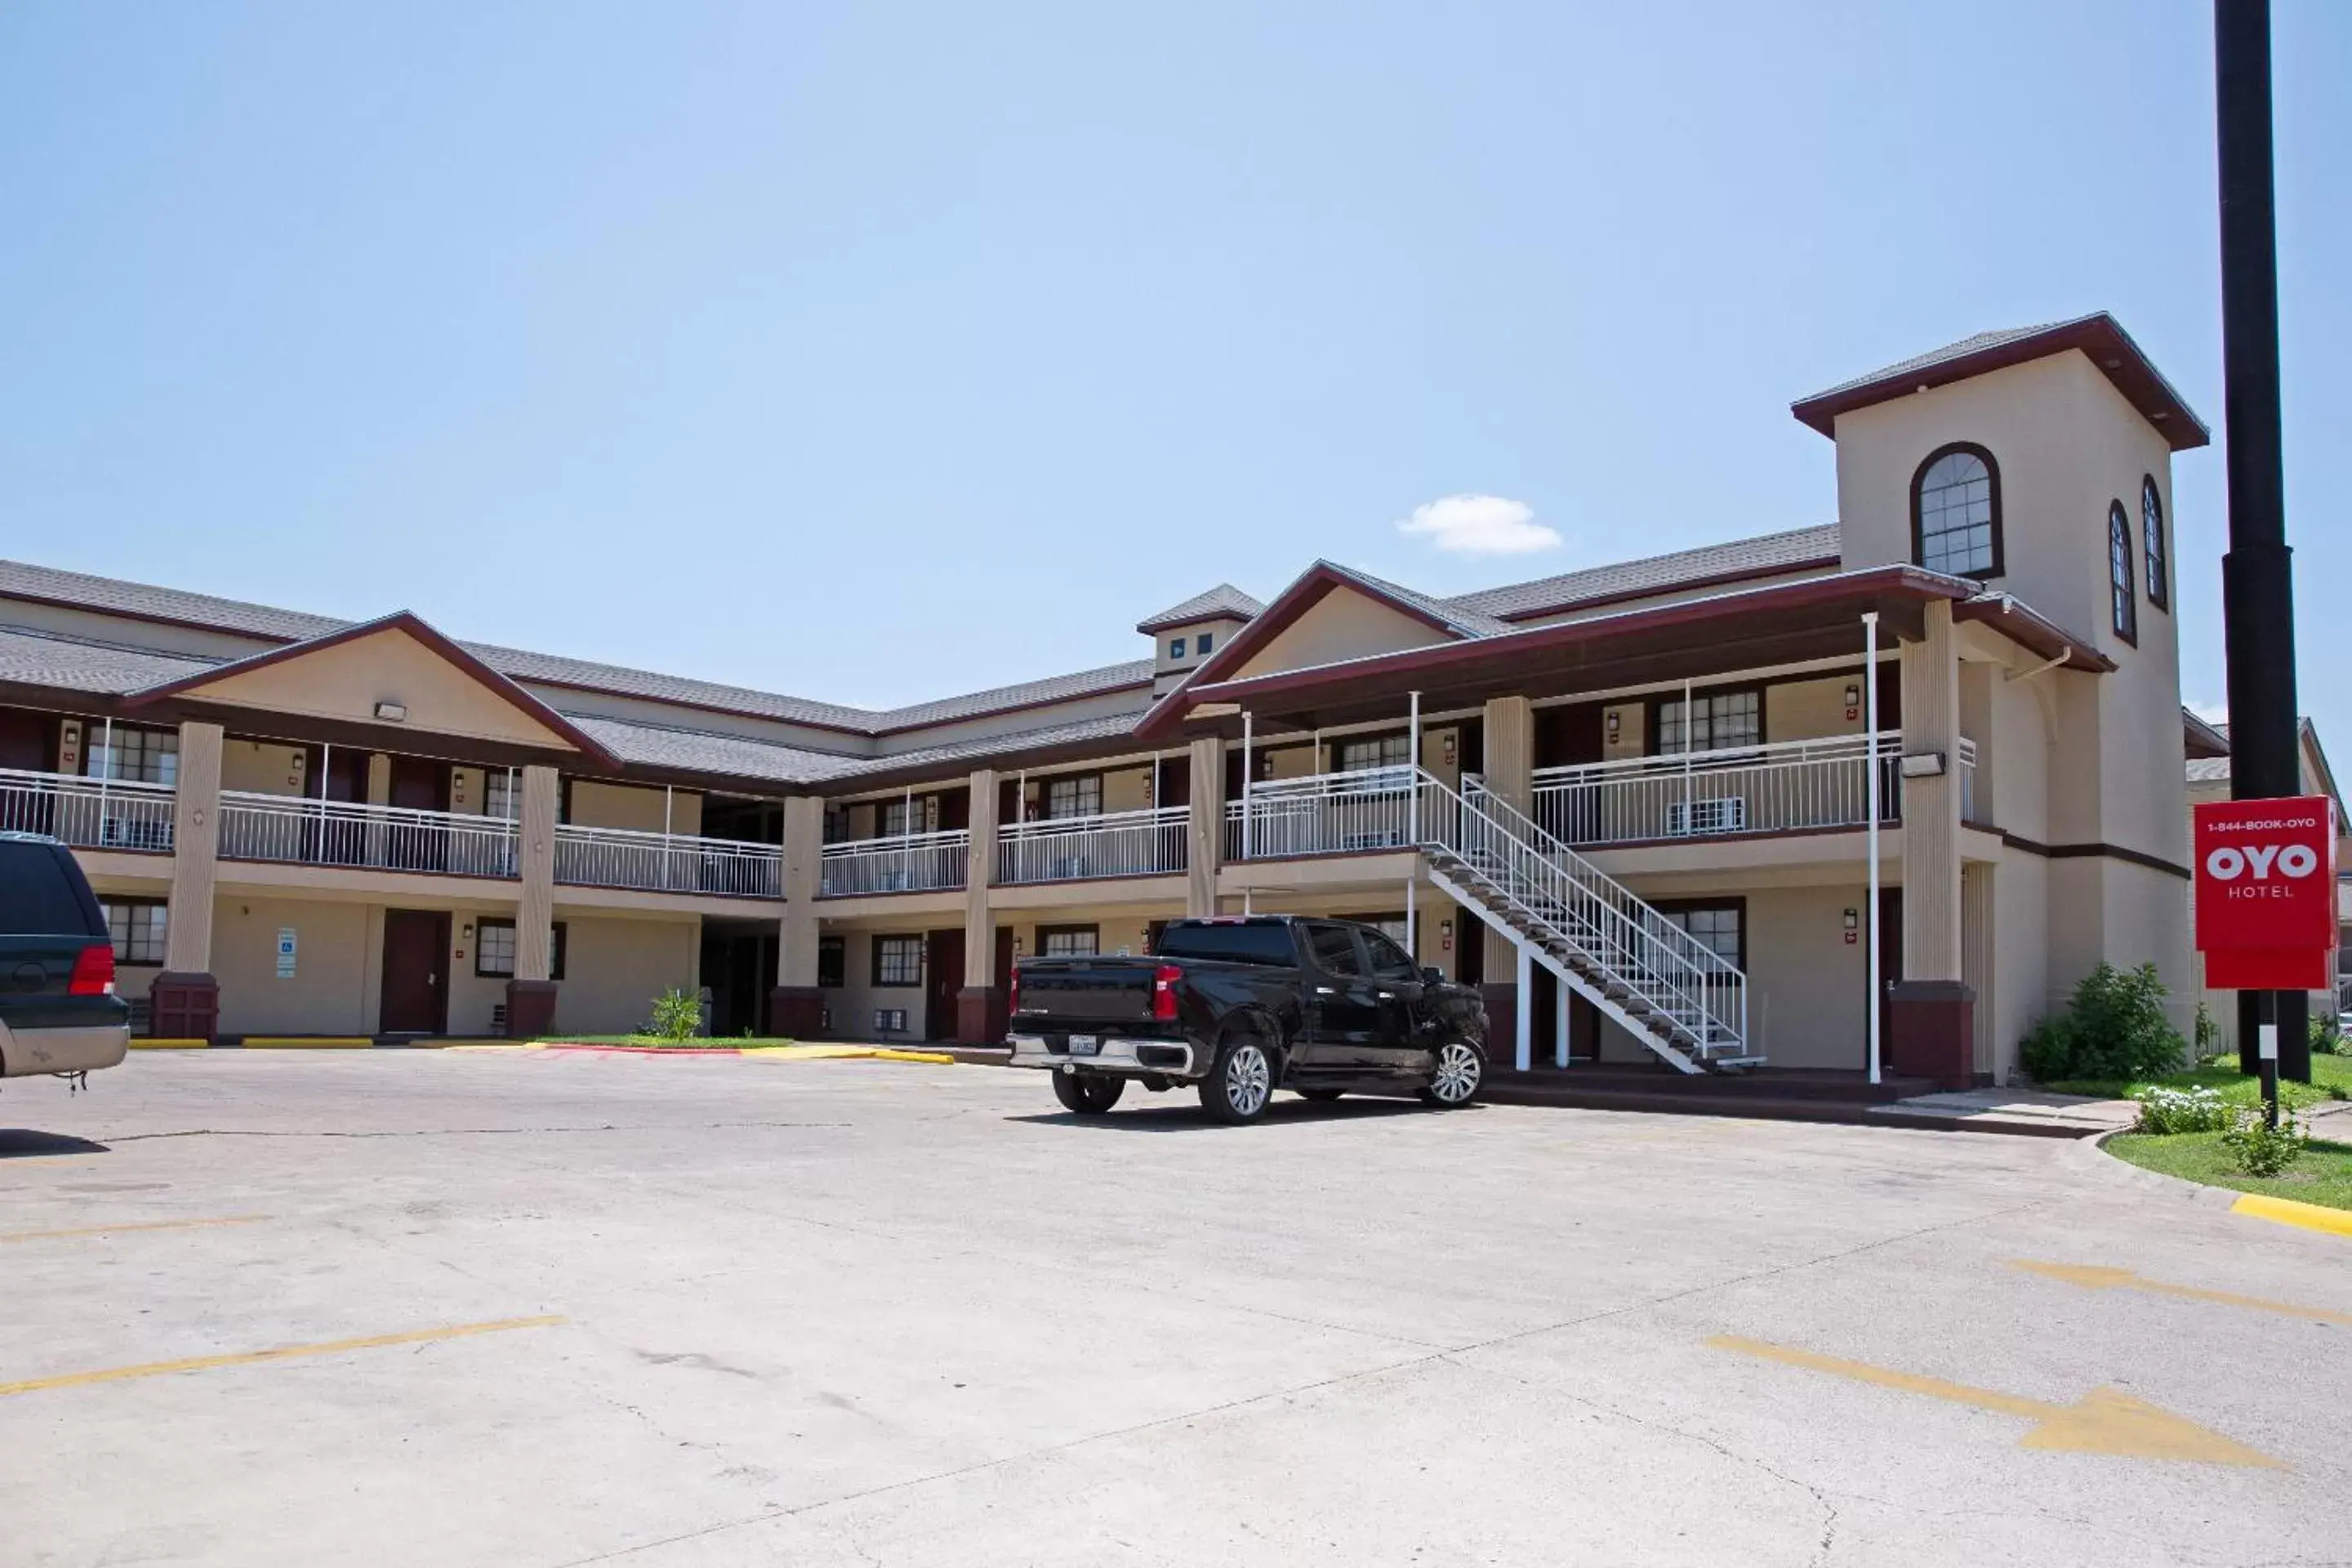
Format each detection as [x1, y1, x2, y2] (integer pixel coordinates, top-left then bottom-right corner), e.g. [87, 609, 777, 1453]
[2215, 0, 2306, 1093]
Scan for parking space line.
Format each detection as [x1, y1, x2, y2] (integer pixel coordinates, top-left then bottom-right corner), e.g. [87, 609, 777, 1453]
[2, 1215, 269, 1245]
[2010, 1260, 2351, 1325]
[1708, 1335, 2283, 1467]
[0, 1315, 568, 1398]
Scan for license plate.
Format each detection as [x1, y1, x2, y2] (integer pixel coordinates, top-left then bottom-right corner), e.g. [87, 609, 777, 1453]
[1067, 1034, 1100, 1057]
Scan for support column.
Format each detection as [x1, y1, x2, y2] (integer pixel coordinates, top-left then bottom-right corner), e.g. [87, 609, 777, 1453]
[768, 795, 825, 1038]
[1186, 734, 1225, 918]
[153, 719, 223, 1040]
[505, 764, 560, 1037]
[1480, 694, 1535, 1059]
[1890, 600, 1971, 1083]
[957, 768, 1001, 1044]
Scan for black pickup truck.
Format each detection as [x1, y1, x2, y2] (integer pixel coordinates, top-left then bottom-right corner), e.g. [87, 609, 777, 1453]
[1008, 915, 1487, 1123]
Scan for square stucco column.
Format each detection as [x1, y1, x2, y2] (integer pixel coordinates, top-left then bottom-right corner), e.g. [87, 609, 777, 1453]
[505, 764, 561, 1037]
[1478, 695, 1535, 1062]
[769, 795, 825, 1038]
[1891, 600, 1971, 1085]
[154, 719, 224, 1040]
[958, 768, 1002, 1044]
[1187, 735, 1225, 918]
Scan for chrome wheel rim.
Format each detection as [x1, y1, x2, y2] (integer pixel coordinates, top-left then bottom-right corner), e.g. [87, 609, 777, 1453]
[1430, 1042, 1481, 1104]
[1224, 1044, 1272, 1117]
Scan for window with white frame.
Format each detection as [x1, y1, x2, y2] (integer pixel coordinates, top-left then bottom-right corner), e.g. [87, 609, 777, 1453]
[100, 898, 167, 965]
[879, 796, 935, 837]
[1042, 774, 1102, 819]
[483, 769, 519, 821]
[1654, 690, 1760, 755]
[1660, 903, 1743, 968]
[872, 934, 923, 987]
[86, 724, 178, 786]
[1334, 733, 1411, 773]
[1038, 924, 1098, 957]
[474, 919, 566, 980]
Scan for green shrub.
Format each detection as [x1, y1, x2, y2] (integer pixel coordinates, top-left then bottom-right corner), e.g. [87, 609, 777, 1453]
[2194, 1001, 2218, 1058]
[648, 987, 702, 1042]
[2313, 1011, 2345, 1057]
[2019, 962, 2185, 1084]
[2133, 1085, 2228, 1134]
[2222, 1101, 2310, 1178]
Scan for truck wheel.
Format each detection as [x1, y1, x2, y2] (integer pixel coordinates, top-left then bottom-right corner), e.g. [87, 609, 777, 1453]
[1052, 1072, 1125, 1116]
[1199, 1035, 1275, 1125]
[1418, 1041, 1484, 1108]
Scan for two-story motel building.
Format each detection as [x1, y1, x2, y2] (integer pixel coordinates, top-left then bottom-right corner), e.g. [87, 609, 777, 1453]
[0, 315, 2212, 1085]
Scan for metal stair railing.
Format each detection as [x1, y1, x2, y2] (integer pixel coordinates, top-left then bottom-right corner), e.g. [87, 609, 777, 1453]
[1407, 769, 1748, 1062]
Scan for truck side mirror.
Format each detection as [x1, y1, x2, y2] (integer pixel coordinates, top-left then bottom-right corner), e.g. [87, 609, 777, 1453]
[1422, 966, 1446, 985]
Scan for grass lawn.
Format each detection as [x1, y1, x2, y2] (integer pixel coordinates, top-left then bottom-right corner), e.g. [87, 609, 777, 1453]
[2106, 1129, 2352, 1211]
[2047, 1052, 2352, 1103]
[532, 1035, 802, 1049]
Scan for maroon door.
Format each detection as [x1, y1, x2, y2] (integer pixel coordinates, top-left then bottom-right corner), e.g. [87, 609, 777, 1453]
[381, 910, 448, 1034]
[386, 756, 451, 871]
[1875, 889, 1904, 1063]
[924, 928, 964, 1042]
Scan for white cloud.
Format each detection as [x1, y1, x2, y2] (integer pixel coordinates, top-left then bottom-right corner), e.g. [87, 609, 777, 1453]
[2187, 699, 2229, 725]
[1396, 494, 1559, 556]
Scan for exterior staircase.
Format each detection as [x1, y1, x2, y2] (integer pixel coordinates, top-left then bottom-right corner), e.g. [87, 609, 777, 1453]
[1404, 769, 1758, 1075]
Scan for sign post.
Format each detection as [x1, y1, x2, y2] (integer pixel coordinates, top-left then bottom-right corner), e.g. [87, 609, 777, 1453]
[2193, 796, 2336, 1125]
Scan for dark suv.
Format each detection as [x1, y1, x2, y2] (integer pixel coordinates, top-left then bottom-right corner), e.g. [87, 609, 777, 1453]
[0, 832, 131, 1080]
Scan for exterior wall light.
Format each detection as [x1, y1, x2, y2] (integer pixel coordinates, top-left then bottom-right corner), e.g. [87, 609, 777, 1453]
[374, 701, 408, 722]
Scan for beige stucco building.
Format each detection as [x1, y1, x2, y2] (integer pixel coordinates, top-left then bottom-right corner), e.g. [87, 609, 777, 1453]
[0, 314, 2238, 1085]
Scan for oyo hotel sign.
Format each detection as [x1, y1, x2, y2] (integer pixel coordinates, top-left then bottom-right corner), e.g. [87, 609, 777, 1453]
[2194, 796, 2339, 990]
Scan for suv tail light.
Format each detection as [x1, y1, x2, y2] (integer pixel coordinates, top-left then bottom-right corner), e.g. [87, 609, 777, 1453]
[69, 942, 116, 996]
[1151, 964, 1182, 1022]
[1007, 969, 1021, 1019]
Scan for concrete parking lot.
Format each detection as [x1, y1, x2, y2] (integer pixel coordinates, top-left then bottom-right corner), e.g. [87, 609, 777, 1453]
[3, 1050, 2346, 1567]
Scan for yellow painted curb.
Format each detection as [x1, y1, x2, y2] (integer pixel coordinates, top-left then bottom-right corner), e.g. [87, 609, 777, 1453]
[2232, 1192, 2352, 1238]
[740, 1045, 956, 1065]
[131, 1038, 209, 1050]
[239, 1037, 374, 1050]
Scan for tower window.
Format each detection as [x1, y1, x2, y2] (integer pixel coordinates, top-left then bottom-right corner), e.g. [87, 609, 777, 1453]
[2108, 501, 2138, 646]
[1910, 443, 2004, 580]
[2141, 475, 2168, 611]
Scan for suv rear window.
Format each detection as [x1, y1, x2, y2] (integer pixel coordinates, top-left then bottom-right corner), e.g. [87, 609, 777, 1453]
[1153, 922, 1296, 967]
[0, 840, 105, 937]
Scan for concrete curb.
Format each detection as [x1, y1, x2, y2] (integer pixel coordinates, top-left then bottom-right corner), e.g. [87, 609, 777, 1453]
[2071, 1129, 2351, 1236]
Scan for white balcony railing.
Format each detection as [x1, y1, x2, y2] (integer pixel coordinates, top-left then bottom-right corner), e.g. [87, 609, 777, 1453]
[1958, 736, 1980, 825]
[819, 828, 969, 897]
[219, 791, 520, 878]
[1225, 766, 1419, 861]
[555, 822, 782, 898]
[1530, 733, 1902, 849]
[0, 768, 177, 853]
[998, 804, 1187, 884]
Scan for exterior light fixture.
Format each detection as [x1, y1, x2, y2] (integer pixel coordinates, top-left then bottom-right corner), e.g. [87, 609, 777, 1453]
[374, 701, 408, 722]
[1606, 710, 1621, 743]
[1900, 752, 1947, 779]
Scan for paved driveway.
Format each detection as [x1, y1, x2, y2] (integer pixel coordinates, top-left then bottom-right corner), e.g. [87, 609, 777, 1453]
[4, 1051, 2345, 1566]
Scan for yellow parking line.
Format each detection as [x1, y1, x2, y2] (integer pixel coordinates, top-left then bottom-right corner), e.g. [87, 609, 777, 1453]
[130, 1038, 209, 1049]
[2, 1215, 267, 1245]
[0, 1315, 568, 1397]
[2232, 1192, 2352, 1239]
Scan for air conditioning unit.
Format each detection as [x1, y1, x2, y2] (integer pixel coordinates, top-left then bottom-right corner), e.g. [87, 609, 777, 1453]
[1666, 797, 1747, 836]
[872, 1008, 909, 1036]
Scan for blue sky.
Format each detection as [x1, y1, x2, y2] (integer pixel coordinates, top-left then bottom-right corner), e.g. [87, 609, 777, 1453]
[2, 2, 2345, 742]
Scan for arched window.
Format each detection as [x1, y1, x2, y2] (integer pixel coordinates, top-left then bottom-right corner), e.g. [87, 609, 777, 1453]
[1911, 443, 2003, 579]
[2141, 475, 2168, 611]
[2108, 501, 2137, 645]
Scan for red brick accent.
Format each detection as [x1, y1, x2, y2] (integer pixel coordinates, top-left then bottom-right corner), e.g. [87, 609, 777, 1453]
[1887, 981, 1975, 1089]
[956, 986, 1005, 1046]
[504, 980, 557, 1039]
[149, 972, 219, 1041]
[768, 985, 824, 1040]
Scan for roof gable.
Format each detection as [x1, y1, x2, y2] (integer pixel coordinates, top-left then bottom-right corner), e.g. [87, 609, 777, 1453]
[1136, 584, 1265, 635]
[1791, 314, 2209, 452]
[125, 612, 617, 764]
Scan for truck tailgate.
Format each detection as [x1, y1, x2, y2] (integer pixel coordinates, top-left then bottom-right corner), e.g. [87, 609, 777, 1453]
[1015, 958, 1160, 1025]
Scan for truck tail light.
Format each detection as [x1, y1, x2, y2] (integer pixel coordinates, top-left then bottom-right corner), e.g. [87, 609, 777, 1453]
[69, 942, 116, 996]
[1151, 964, 1182, 1022]
[1008, 969, 1020, 1018]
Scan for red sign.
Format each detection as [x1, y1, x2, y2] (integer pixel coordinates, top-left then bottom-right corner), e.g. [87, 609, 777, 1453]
[2194, 796, 2338, 989]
